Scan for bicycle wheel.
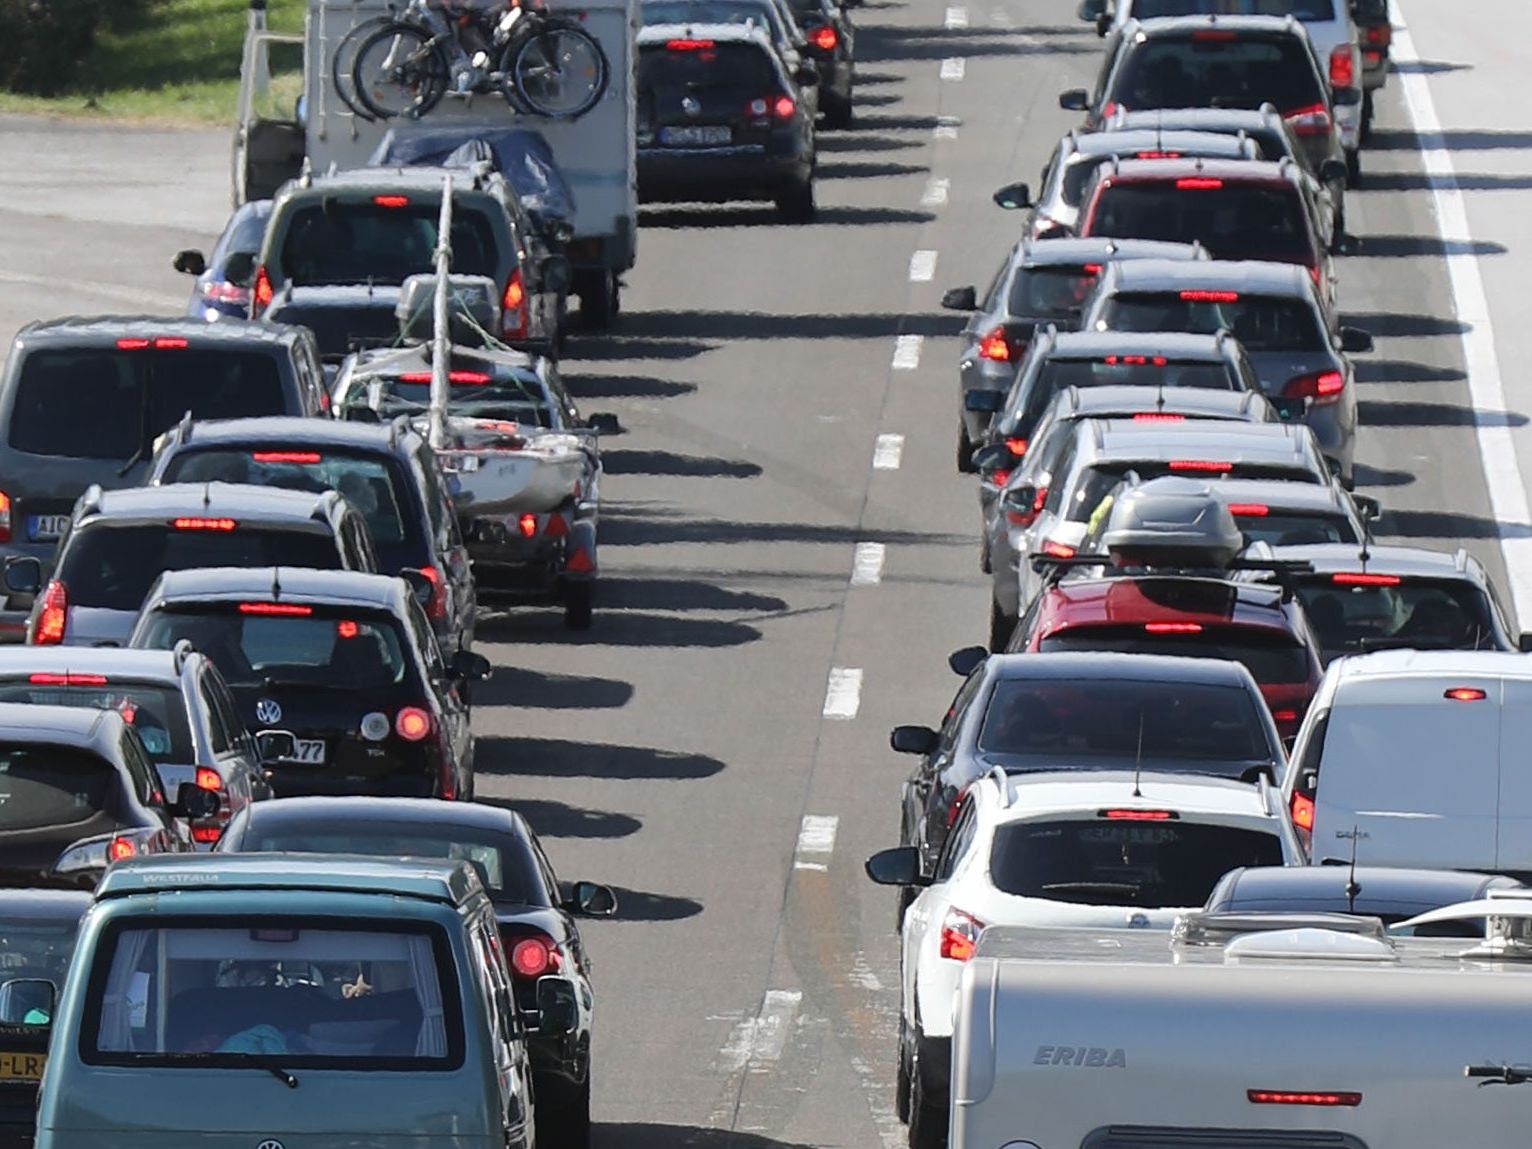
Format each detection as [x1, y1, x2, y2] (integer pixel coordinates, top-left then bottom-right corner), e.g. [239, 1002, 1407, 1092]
[331, 16, 396, 121]
[503, 18, 609, 119]
[351, 22, 449, 120]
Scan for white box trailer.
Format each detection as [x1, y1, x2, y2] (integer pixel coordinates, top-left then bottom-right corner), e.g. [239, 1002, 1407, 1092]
[952, 916, 1532, 1149]
[233, 0, 636, 322]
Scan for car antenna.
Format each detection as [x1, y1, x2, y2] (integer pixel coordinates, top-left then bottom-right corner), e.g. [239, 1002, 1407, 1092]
[1132, 709, 1145, 798]
[202, 482, 211, 510]
[271, 566, 282, 602]
[1344, 822, 1362, 913]
[1156, 381, 1166, 412]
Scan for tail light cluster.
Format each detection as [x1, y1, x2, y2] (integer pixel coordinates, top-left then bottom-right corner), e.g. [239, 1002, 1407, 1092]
[0, 490, 10, 544]
[418, 565, 448, 621]
[32, 580, 67, 645]
[1284, 103, 1332, 137]
[1006, 487, 1048, 528]
[517, 512, 571, 540]
[939, 907, 985, 962]
[503, 928, 564, 979]
[809, 24, 837, 51]
[502, 269, 529, 341]
[746, 95, 796, 121]
[1283, 369, 1345, 405]
[395, 707, 432, 742]
[1328, 45, 1356, 89]
[978, 327, 1013, 362]
[252, 266, 274, 316]
[191, 767, 229, 843]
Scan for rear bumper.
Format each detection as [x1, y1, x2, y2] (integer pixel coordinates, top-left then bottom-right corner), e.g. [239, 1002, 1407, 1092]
[638, 146, 811, 203]
[264, 761, 446, 799]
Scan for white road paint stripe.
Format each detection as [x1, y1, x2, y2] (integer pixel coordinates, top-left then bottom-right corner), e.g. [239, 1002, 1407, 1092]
[1392, 3, 1532, 622]
[945, 5, 969, 28]
[851, 541, 886, 585]
[892, 333, 923, 369]
[823, 667, 863, 719]
[940, 57, 966, 81]
[795, 814, 839, 866]
[872, 433, 904, 469]
[908, 249, 938, 282]
[934, 115, 961, 140]
[920, 177, 950, 207]
[716, 990, 804, 1070]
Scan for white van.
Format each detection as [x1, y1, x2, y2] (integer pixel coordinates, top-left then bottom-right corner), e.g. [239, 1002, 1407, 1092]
[951, 917, 1532, 1149]
[1281, 650, 1532, 877]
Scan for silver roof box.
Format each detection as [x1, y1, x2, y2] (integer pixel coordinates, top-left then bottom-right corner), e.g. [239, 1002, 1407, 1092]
[1101, 476, 1244, 568]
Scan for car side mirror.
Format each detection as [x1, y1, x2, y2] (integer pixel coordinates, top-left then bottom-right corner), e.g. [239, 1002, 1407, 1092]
[970, 442, 1012, 472]
[450, 649, 494, 682]
[223, 252, 257, 289]
[171, 782, 220, 821]
[1319, 159, 1349, 184]
[1001, 484, 1039, 514]
[255, 730, 297, 762]
[586, 412, 621, 434]
[400, 568, 434, 608]
[0, 979, 54, 1027]
[940, 285, 977, 311]
[1351, 493, 1381, 521]
[566, 879, 618, 917]
[540, 255, 574, 295]
[2, 556, 42, 597]
[1339, 326, 1374, 354]
[535, 976, 579, 1034]
[1332, 233, 1361, 256]
[1270, 395, 1308, 421]
[1095, 12, 1110, 34]
[965, 390, 1005, 414]
[992, 182, 1032, 210]
[1520, 632, 1532, 654]
[948, 646, 988, 676]
[172, 249, 208, 277]
[890, 724, 939, 755]
[343, 405, 383, 424]
[794, 63, 820, 86]
[864, 846, 928, 887]
[1058, 89, 1089, 112]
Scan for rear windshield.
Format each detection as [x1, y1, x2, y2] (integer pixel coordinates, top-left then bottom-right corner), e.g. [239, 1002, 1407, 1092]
[277, 201, 499, 287]
[1294, 579, 1499, 655]
[1233, 509, 1358, 546]
[1130, 0, 1334, 18]
[136, 608, 409, 693]
[977, 678, 1270, 764]
[1007, 268, 1100, 320]
[1017, 358, 1239, 435]
[639, 42, 778, 88]
[0, 745, 115, 831]
[0, 682, 192, 764]
[1041, 625, 1311, 685]
[642, 0, 786, 39]
[1099, 291, 1327, 352]
[0, 916, 82, 992]
[85, 920, 463, 1069]
[1055, 461, 1316, 522]
[59, 524, 341, 612]
[991, 819, 1283, 907]
[9, 350, 286, 461]
[1111, 36, 1326, 113]
[160, 449, 423, 567]
[1087, 182, 1314, 263]
[344, 373, 554, 427]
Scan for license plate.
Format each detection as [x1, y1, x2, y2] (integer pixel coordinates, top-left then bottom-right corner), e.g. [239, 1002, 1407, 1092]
[26, 515, 69, 542]
[291, 739, 326, 764]
[660, 125, 731, 146]
[0, 1052, 45, 1081]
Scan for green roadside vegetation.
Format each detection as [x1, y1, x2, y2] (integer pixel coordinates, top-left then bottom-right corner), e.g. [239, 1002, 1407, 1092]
[0, 0, 304, 126]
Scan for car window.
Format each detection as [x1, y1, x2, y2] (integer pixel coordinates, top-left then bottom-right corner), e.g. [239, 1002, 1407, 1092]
[277, 199, 500, 287]
[1008, 268, 1099, 320]
[639, 41, 780, 89]
[1099, 291, 1327, 352]
[198, 675, 232, 757]
[642, 0, 787, 41]
[214, 203, 272, 261]
[934, 802, 978, 881]
[1292, 579, 1499, 654]
[1025, 358, 1239, 426]
[1130, 0, 1335, 17]
[118, 731, 161, 806]
[208, 673, 251, 755]
[940, 667, 988, 753]
[990, 818, 1284, 907]
[1110, 35, 1326, 113]
[1087, 182, 1314, 263]
[0, 681, 194, 765]
[1040, 625, 1312, 685]
[1233, 510, 1357, 546]
[0, 744, 118, 830]
[9, 349, 286, 461]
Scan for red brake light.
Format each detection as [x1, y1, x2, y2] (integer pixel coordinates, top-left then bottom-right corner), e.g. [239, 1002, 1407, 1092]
[118, 337, 188, 350]
[372, 195, 410, 208]
[1271, 708, 1298, 725]
[336, 620, 359, 639]
[107, 837, 138, 863]
[810, 24, 837, 50]
[1145, 622, 1202, 634]
[253, 266, 274, 315]
[939, 908, 984, 962]
[238, 602, 312, 617]
[1445, 688, 1487, 702]
[1005, 438, 1029, 456]
[1179, 289, 1238, 303]
[978, 328, 1011, 362]
[419, 565, 447, 621]
[252, 451, 321, 464]
[0, 490, 10, 544]
[773, 95, 796, 120]
[1041, 541, 1076, 560]
[1331, 572, 1400, 586]
[1290, 792, 1315, 831]
[1176, 177, 1223, 190]
[172, 517, 237, 531]
[1228, 504, 1269, 517]
[395, 707, 432, 741]
[1101, 809, 1175, 821]
[666, 38, 714, 50]
[502, 269, 528, 340]
[32, 581, 67, 646]
[195, 767, 223, 791]
[1284, 369, 1346, 405]
[449, 371, 492, 385]
[1082, 263, 1103, 275]
[1168, 460, 1232, 473]
[1248, 1091, 1361, 1108]
[518, 513, 538, 538]
[1328, 45, 1355, 89]
[1133, 151, 1181, 160]
[1104, 355, 1167, 367]
[510, 935, 559, 977]
[1193, 28, 1236, 41]
[116, 339, 149, 351]
[27, 672, 107, 686]
[1284, 102, 1332, 137]
[1364, 23, 1391, 47]
[993, 469, 1012, 490]
[1132, 413, 1185, 423]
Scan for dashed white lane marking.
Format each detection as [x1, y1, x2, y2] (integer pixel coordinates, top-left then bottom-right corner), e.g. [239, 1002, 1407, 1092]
[892, 333, 923, 369]
[945, 5, 969, 28]
[940, 57, 966, 81]
[823, 667, 863, 719]
[920, 177, 950, 207]
[851, 541, 886, 586]
[934, 115, 961, 140]
[872, 433, 905, 469]
[794, 815, 839, 870]
[718, 989, 804, 1070]
[908, 249, 938, 282]
[1392, 2, 1532, 621]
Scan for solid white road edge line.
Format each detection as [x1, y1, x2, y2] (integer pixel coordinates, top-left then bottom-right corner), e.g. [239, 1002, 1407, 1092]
[851, 541, 887, 585]
[823, 667, 863, 719]
[873, 433, 905, 469]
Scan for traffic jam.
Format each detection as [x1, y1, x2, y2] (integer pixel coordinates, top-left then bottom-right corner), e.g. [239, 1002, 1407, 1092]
[0, 0, 1528, 1145]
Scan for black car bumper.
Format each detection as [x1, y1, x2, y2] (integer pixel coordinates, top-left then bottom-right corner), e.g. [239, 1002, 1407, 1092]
[638, 145, 811, 203]
[264, 762, 446, 799]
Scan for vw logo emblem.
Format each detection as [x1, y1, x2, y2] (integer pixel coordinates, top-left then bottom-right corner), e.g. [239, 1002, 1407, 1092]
[255, 698, 282, 725]
[682, 95, 700, 116]
[256, 1141, 285, 1149]
[1127, 912, 1151, 929]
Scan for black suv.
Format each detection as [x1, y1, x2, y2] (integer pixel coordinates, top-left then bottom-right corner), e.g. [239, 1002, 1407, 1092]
[148, 416, 477, 658]
[0, 318, 327, 638]
[637, 24, 820, 221]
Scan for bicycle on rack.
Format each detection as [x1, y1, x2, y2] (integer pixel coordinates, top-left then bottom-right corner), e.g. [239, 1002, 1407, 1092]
[339, 0, 609, 122]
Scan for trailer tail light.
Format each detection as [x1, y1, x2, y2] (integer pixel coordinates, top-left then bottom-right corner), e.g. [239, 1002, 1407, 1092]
[519, 513, 538, 538]
[1284, 370, 1345, 405]
[1168, 460, 1232, 473]
[1331, 572, 1400, 586]
[1100, 809, 1176, 821]
[809, 24, 837, 51]
[1180, 290, 1238, 303]
[252, 451, 322, 464]
[1284, 103, 1332, 137]
[172, 518, 237, 531]
[252, 266, 274, 316]
[238, 602, 313, 617]
[1175, 177, 1223, 190]
[1444, 687, 1487, 702]
[978, 328, 1011, 362]
[1329, 45, 1356, 89]
[395, 707, 432, 741]
[502, 268, 528, 341]
[940, 908, 984, 962]
[32, 581, 68, 646]
[1145, 622, 1203, 634]
[1248, 1091, 1361, 1107]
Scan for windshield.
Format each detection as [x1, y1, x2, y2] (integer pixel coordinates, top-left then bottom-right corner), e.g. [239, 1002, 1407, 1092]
[10, 350, 286, 461]
[1130, 0, 1334, 17]
[990, 818, 1283, 907]
[1111, 36, 1326, 113]
[58, 524, 341, 612]
[278, 201, 499, 287]
[86, 920, 462, 1068]
[343, 374, 554, 426]
[160, 450, 422, 568]
[1040, 625, 1312, 685]
[136, 609, 409, 692]
[0, 682, 192, 764]
[1294, 579, 1499, 654]
[0, 745, 115, 832]
[1232, 510, 1358, 546]
[1007, 268, 1099, 319]
[1099, 292, 1327, 352]
[1087, 183, 1314, 263]
[977, 678, 1270, 763]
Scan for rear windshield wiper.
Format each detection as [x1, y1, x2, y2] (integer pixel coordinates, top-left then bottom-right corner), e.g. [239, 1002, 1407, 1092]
[153, 1051, 298, 1088]
[1038, 881, 1143, 897]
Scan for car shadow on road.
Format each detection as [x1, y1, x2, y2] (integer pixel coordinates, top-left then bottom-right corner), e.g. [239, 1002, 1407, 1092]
[1353, 234, 1507, 258]
[477, 795, 643, 841]
[1357, 171, 1532, 193]
[596, 1125, 813, 1148]
[1341, 311, 1472, 338]
[1352, 462, 1416, 489]
[599, 511, 970, 548]
[570, 336, 717, 361]
[476, 735, 727, 780]
[638, 203, 933, 229]
[1385, 510, 1532, 540]
[561, 373, 699, 400]
[1365, 129, 1532, 151]
[1359, 401, 1529, 429]
[479, 610, 764, 648]
[601, 577, 789, 613]
[817, 159, 930, 179]
[602, 449, 763, 479]
[469, 665, 635, 711]
[1354, 359, 1466, 384]
[622, 308, 964, 340]
[601, 890, 706, 922]
[814, 132, 923, 153]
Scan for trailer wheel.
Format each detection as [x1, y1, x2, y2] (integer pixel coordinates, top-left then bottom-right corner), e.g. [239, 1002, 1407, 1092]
[579, 271, 619, 329]
[564, 581, 594, 630]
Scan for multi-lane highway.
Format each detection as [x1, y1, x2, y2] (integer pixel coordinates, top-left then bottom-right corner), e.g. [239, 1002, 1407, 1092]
[0, 1, 1525, 1144]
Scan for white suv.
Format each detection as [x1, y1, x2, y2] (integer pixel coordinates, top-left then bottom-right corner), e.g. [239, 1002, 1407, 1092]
[865, 766, 1303, 1149]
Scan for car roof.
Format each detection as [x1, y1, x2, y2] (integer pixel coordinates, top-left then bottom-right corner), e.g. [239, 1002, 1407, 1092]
[90, 481, 339, 521]
[95, 852, 483, 904]
[239, 796, 522, 836]
[1041, 330, 1234, 360]
[169, 416, 416, 454]
[984, 650, 1255, 686]
[1041, 574, 1293, 634]
[0, 701, 123, 749]
[148, 566, 410, 611]
[1201, 478, 1349, 512]
[990, 769, 1278, 820]
[1131, 13, 1308, 38]
[1098, 258, 1310, 295]
[0, 887, 93, 922]
[1328, 649, 1532, 683]
[1067, 128, 1259, 160]
[280, 167, 503, 196]
[1090, 418, 1316, 463]
[1270, 542, 1475, 579]
[1055, 386, 1270, 421]
[637, 21, 776, 45]
[1218, 865, 1515, 910]
[1111, 106, 1284, 132]
[12, 316, 302, 349]
[1016, 237, 1205, 270]
[1100, 157, 1298, 186]
[0, 646, 186, 684]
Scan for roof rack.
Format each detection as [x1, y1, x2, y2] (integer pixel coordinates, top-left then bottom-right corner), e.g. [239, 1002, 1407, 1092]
[1398, 897, 1532, 962]
[78, 484, 104, 519]
[987, 764, 1012, 807]
[171, 638, 196, 675]
[176, 408, 194, 445]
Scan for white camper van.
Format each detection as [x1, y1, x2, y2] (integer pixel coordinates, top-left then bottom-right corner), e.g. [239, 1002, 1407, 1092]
[951, 914, 1532, 1149]
[233, 0, 637, 324]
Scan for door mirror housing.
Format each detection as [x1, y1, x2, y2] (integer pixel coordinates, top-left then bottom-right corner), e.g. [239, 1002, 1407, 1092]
[794, 63, 820, 86]
[1001, 484, 1040, 514]
[890, 724, 939, 755]
[970, 442, 1012, 473]
[1319, 159, 1349, 184]
[172, 249, 208, 277]
[864, 845, 928, 887]
[539, 255, 574, 295]
[965, 390, 1005, 414]
[450, 649, 494, 682]
[1351, 493, 1381, 521]
[400, 568, 435, 607]
[1, 556, 42, 597]
[948, 646, 988, 677]
[535, 976, 580, 1034]
[171, 782, 221, 821]
[1095, 11, 1111, 34]
[586, 412, 621, 434]
[1332, 233, 1361, 256]
[223, 252, 257, 289]
[0, 979, 54, 1028]
[1058, 88, 1090, 112]
[1076, 0, 1105, 20]
[1339, 326, 1374, 354]
[1519, 632, 1532, 654]
[940, 285, 978, 311]
[566, 880, 618, 917]
[255, 730, 297, 762]
[992, 181, 1032, 210]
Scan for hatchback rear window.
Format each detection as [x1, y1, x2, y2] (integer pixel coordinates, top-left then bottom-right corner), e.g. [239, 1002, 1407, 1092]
[1007, 268, 1099, 319]
[1087, 182, 1314, 263]
[1111, 36, 1326, 113]
[59, 523, 342, 612]
[9, 350, 286, 460]
[642, 0, 786, 39]
[1232, 509, 1357, 546]
[991, 818, 1283, 907]
[977, 678, 1270, 763]
[0, 682, 193, 764]
[1041, 624, 1312, 684]
[278, 200, 499, 287]
[639, 42, 778, 88]
[1100, 291, 1327, 352]
[1130, 0, 1335, 18]
[1293, 579, 1498, 655]
[0, 745, 115, 831]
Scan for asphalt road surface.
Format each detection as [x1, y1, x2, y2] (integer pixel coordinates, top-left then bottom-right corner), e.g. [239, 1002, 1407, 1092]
[0, 0, 1526, 1145]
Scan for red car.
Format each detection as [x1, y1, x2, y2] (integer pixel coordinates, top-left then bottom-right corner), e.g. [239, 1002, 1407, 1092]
[1008, 574, 1323, 741]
